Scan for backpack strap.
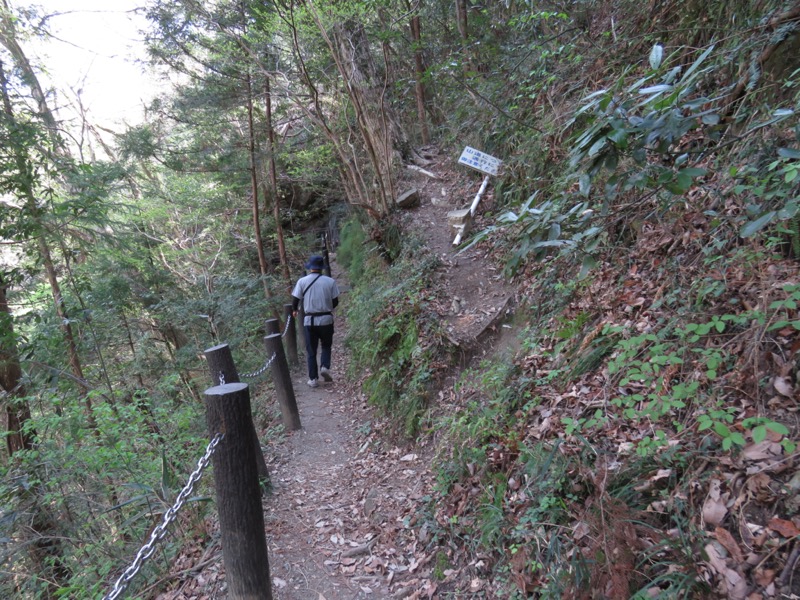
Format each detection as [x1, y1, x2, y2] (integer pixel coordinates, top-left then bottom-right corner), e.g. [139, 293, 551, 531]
[300, 274, 323, 313]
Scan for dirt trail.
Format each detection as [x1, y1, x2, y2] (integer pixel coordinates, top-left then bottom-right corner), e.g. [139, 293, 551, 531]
[265, 296, 398, 600]
[163, 149, 513, 599]
[398, 149, 516, 346]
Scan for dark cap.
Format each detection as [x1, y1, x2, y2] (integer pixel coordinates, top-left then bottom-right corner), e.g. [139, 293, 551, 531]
[305, 255, 324, 270]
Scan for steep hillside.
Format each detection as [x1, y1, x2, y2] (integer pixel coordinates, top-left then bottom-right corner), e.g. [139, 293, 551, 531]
[338, 2, 800, 598]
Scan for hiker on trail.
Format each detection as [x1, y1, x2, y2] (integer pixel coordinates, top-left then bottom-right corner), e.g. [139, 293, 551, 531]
[292, 254, 340, 388]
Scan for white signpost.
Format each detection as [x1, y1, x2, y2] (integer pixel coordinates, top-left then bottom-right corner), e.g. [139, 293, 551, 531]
[457, 146, 503, 176]
[451, 147, 503, 245]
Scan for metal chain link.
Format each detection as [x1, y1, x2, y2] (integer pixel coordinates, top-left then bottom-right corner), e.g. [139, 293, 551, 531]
[239, 352, 277, 380]
[104, 433, 224, 600]
[217, 316, 289, 385]
[282, 313, 292, 338]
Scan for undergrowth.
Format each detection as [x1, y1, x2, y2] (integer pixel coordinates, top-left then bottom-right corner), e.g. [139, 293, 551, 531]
[340, 217, 454, 436]
[341, 1, 800, 596]
[417, 1, 800, 597]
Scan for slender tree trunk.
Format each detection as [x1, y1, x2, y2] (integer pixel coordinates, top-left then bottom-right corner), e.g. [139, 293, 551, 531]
[264, 75, 291, 287]
[0, 1, 60, 142]
[37, 235, 96, 428]
[330, 19, 394, 214]
[121, 312, 145, 389]
[245, 71, 276, 308]
[409, 1, 430, 145]
[275, 0, 372, 211]
[303, 4, 398, 215]
[60, 240, 117, 404]
[0, 60, 96, 430]
[455, 0, 473, 74]
[0, 273, 34, 457]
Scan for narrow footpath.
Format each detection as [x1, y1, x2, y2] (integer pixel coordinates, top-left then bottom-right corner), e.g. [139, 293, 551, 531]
[265, 264, 440, 600]
[267, 285, 395, 599]
[163, 147, 513, 599]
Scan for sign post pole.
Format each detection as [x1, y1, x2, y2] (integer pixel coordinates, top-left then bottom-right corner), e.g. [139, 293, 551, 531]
[451, 147, 502, 246]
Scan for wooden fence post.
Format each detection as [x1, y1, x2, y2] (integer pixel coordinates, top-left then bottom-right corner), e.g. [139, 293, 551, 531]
[205, 344, 238, 387]
[204, 344, 270, 483]
[283, 303, 299, 366]
[264, 333, 301, 431]
[204, 383, 273, 600]
[264, 318, 280, 336]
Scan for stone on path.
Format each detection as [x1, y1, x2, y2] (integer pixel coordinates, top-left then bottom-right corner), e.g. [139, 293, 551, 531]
[396, 188, 420, 209]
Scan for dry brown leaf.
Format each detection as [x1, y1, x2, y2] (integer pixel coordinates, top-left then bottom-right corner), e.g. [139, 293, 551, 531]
[767, 517, 800, 538]
[424, 581, 437, 599]
[754, 568, 776, 586]
[704, 544, 747, 600]
[703, 480, 728, 526]
[652, 468, 673, 481]
[573, 521, 591, 540]
[772, 376, 794, 397]
[741, 441, 782, 462]
[714, 527, 744, 563]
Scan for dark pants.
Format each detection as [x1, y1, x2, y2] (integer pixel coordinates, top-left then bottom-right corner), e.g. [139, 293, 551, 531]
[304, 324, 334, 380]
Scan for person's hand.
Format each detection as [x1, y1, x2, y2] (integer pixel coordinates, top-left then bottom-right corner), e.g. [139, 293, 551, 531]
[292, 310, 298, 318]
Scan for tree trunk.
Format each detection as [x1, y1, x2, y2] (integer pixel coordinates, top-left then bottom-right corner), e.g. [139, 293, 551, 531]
[455, 0, 473, 74]
[304, 4, 399, 215]
[409, 2, 430, 145]
[0, 272, 34, 457]
[331, 19, 395, 214]
[264, 75, 292, 289]
[0, 1, 61, 145]
[245, 70, 277, 310]
[0, 60, 96, 430]
[278, 2, 368, 208]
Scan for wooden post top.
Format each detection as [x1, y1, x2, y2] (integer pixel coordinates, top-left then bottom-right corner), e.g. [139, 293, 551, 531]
[204, 382, 249, 396]
[205, 343, 231, 353]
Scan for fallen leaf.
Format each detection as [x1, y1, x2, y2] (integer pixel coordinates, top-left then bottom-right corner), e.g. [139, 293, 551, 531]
[714, 527, 744, 563]
[767, 517, 800, 538]
[742, 441, 783, 462]
[400, 453, 418, 462]
[573, 521, 591, 540]
[704, 544, 747, 600]
[273, 578, 287, 589]
[772, 376, 794, 397]
[754, 568, 776, 586]
[652, 468, 673, 481]
[703, 481, 728, 526]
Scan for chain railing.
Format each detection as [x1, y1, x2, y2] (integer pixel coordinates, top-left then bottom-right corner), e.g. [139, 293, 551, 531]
[103, 433, 224, 600]
[282, 313, 292, 338]
[235, 315, 292, 382]
[106, 314, 295, 597]
[238, 352, 277, 381]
